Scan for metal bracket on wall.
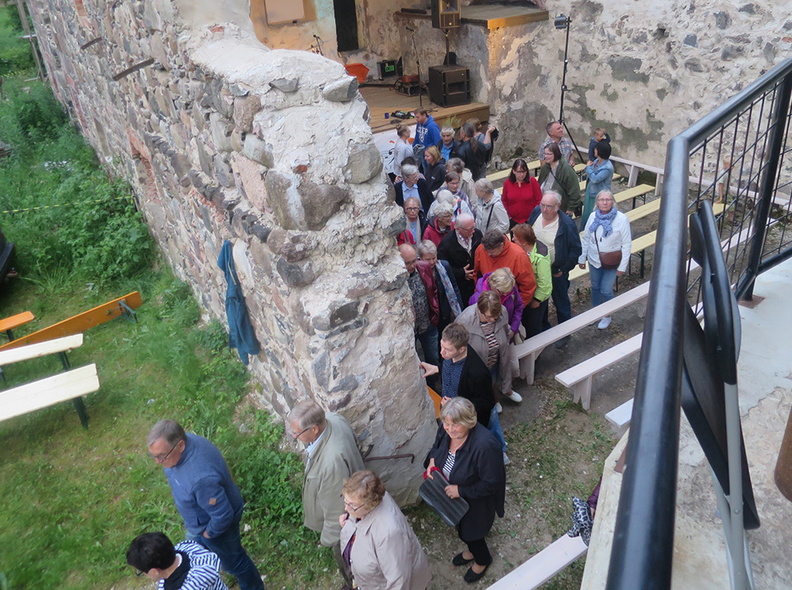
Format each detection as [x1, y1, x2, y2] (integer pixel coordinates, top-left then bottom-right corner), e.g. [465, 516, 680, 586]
[112, 58, 154, 81]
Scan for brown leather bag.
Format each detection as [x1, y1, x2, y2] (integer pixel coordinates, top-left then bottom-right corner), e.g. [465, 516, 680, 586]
[595, 228, 622, 270]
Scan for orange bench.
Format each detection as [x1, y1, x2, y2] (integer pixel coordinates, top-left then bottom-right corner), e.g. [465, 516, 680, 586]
[0, 292, 141, 351]
[0, 311, 34, 341]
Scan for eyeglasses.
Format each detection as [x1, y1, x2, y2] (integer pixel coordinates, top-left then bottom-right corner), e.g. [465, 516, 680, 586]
[148, 440, 180, 463]
[341, 495, 363, 511]
[135, 569, 148, 577]
[290, 425, 313, 439]
[405, 207, 420, 211]
[539, 203, 556, 209]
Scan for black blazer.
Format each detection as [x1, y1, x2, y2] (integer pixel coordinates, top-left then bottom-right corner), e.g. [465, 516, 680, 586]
[435, 140, 461, 162]
[453, 348, 495, 427]
[437, 228, 483, 306]
[394, 178, 434, 213]
[425, 422, 505, 542]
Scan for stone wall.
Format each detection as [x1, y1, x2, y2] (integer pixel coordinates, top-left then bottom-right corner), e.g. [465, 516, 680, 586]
[392, 0, 786, 165]
[27, 0, 436, 502]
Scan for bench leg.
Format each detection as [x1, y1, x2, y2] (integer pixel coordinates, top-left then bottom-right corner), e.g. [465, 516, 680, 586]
[72, 397, 89, 429]
[519, 350, 542, 384]
[572, 378, 593, 410]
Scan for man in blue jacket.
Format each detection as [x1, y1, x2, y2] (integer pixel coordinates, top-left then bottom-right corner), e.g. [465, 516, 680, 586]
[147, 420, 265, 590]
[413, 108, 441, 175]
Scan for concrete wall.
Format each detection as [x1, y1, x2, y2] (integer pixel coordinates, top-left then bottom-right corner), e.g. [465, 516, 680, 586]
[28, 0, 436, 501]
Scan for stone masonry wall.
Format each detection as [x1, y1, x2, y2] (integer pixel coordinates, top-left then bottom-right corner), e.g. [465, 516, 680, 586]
[27, 0, 436, 502]
[393, 0, 787, 166]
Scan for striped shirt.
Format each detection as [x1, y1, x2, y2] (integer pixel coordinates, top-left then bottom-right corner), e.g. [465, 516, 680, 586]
[481, 320, 499, 368]
[442, 451, 457, 479]
[159, 541, 228, 590]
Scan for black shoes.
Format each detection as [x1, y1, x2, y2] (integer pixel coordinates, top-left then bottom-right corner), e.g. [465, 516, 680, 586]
[464, 565, 489, 583]
[452, 552, 474, 566]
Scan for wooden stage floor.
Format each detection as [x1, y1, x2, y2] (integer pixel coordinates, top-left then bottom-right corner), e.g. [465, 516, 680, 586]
[360, 84, 489, 134]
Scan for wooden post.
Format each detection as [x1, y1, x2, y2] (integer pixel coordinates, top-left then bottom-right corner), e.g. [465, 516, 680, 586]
[15, 0, 45, 81]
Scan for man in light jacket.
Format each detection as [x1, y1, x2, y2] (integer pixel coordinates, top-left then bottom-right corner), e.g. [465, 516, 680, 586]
[287, 400, 364, 590]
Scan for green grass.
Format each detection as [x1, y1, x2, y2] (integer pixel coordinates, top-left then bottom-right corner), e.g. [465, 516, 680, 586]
[0, 274, 335, 590]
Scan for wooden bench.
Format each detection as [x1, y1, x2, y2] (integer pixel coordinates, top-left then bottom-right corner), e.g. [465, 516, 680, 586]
[555, 333, 644, 410]
[605, 398, 634, 430]
[625, 197, 662, 223]
[0, 292, 141, 351]
[0, 364, 99, 424]
[613, 183, 655, 206]
[0, 310, 34, 341]
[0, 334, 91, 426]
[486, 534, 587, 590]
[512, 281, 651, 384]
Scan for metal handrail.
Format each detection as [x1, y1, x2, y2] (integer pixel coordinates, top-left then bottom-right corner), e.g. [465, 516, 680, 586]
[606, 57, 792, 590]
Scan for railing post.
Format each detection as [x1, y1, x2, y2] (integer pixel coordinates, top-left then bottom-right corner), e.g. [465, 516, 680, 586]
[605, 138, 688, 590]
[739, 74, 792, 300]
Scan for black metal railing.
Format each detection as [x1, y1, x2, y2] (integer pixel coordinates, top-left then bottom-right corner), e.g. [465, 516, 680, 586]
[606, 58, 792, 590]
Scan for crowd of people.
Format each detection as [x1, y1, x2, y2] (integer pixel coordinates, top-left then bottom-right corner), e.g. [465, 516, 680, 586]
[128, 118, 632, 590]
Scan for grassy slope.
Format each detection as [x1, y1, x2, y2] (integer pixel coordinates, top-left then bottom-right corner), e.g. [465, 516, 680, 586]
[0, 274, 336, 590]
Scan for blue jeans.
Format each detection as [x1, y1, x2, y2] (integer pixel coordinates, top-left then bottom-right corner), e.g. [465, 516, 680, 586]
[589, 265, 618, 307]
[543, 271, 572, 330]
[488, 407, 507, 453]
[191, 519, 265, 590]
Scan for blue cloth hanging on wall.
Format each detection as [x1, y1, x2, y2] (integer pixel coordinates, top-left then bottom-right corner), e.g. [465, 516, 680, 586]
[218, 240, 260, 365]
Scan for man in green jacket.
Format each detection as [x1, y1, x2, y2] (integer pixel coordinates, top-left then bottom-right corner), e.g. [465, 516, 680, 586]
[288, 401, 365, 590]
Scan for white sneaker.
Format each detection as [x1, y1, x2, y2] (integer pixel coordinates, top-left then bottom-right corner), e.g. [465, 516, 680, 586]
[597, 316, 612, 330]
[503, 390, 523, 403]
[503, 452, 511, 465]
[494, 402, 503, 414]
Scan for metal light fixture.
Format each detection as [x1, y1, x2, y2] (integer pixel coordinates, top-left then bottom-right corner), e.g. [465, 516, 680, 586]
[554, 14, 570, 30]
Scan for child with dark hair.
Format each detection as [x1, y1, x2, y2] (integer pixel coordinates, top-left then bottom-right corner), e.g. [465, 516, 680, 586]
[588, 127, 611, 162]
[127, 532, 228, 590]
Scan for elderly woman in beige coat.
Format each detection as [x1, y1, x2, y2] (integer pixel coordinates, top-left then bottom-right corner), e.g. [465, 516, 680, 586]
[339, 470, 430, 590]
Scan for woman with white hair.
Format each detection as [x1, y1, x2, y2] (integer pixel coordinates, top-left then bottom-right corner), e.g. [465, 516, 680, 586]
[428, 189, 473, 224]
[473, 178, 509, 235]
[423, 202, 455, 247]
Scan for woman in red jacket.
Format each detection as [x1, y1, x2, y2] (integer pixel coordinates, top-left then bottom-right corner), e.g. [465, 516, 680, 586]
[501, 158, 542, 228]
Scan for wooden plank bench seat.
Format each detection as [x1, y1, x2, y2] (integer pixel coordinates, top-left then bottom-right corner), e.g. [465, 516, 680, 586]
[0, 334, 83, 367]
[512, 281, 651, 384]
[555, 333, 644, 410]
[613, 183, 655, 206]
[0, 311, 34, 341]
[486, 534, 587, 590]
[0, 364, 99, 423]
[605, 398, 634, 429]
[0, 291, 142, 351]
[625, 198, 662, 223]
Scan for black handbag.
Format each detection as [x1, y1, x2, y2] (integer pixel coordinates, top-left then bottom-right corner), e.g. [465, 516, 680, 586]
[419, 468, 469, 527]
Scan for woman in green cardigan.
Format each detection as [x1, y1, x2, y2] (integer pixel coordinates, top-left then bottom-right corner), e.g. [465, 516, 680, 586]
[537, 142, 581, 217]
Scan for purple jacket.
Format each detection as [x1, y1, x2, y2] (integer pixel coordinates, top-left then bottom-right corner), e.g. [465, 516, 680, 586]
[469, 272, 524, 335]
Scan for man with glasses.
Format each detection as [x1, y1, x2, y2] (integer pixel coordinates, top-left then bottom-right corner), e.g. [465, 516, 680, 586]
[527, 191, 582, 347]
[126, 531, 227, 590]
[147, 420, 265, 590]
[394, 164, 433, 213]
[539, 120, 574, 165]
[438, 213, 482, 306]
[287, 400, 364, 590]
